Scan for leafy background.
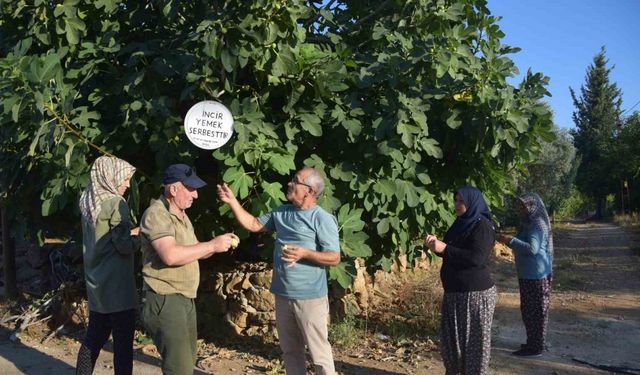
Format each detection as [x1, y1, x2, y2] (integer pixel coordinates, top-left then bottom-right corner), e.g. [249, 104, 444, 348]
[0, 0, 554, 288]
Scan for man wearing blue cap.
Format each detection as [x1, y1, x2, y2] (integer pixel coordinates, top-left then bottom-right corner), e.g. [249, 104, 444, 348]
[140, 164, 238, 375]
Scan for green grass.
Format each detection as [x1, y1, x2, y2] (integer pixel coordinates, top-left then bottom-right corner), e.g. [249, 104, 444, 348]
[329, 307, 365, 350]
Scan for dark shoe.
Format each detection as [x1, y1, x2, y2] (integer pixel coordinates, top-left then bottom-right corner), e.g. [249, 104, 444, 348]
[512, 348, 543, 357]
[521, 343, 550, 351]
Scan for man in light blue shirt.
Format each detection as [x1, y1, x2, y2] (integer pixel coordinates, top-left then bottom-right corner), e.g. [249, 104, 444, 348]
[217, 167, 340, 375]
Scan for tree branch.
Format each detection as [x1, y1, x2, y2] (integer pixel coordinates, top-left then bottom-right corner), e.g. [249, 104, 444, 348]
[44, 103, 115, 158]
[353, 0, 394, 29]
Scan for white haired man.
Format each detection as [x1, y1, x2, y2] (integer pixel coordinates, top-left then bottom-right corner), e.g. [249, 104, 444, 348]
[217, 167, 341, 375]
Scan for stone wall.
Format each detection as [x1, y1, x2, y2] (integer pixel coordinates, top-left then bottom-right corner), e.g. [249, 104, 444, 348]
[198, 262, 277, 338]
[197, 252, 433, 338]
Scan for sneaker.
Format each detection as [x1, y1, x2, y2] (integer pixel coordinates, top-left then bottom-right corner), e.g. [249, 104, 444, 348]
[512, 348, 543, 357]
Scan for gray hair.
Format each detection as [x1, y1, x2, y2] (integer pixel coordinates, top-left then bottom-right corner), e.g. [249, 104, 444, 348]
[302, 167, 325, 198]
[163, 182, 178, 197]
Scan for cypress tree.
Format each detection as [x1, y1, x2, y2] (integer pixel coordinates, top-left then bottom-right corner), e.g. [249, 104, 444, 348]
[570, 47, 623, 218]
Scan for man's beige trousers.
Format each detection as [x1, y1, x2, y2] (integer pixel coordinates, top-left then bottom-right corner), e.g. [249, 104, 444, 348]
[275, 295, 335, 375]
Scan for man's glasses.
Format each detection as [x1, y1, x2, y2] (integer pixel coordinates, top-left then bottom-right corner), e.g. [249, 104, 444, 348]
[291, 175, 314, 190]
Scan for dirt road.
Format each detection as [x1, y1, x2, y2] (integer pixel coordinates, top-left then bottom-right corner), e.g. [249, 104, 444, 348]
[1, 222, 639, 374]
[490, 222, 640, 375]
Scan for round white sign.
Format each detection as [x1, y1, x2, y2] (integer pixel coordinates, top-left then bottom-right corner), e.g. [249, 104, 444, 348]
[183, 100, 234, 150]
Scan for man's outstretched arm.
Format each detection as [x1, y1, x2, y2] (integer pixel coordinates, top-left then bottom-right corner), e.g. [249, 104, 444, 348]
[217, 183, 265, 233]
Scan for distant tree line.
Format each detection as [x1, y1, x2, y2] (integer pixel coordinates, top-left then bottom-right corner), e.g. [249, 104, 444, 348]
[497, 47, 640, 225]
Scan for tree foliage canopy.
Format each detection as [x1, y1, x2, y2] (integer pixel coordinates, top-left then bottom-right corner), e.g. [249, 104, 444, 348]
[617, 112, 640, 212]
[1, 0, 553, 287]
[619, 113, 640, 178]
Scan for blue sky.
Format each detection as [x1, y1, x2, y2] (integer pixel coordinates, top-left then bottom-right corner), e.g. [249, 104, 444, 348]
[487, 0, 640, 129]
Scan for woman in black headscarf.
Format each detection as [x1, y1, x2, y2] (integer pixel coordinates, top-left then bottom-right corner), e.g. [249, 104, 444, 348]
[425, 186, 497, 375]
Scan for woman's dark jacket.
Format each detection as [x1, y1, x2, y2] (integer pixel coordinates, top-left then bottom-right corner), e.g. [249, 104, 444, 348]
[439, 218, 495, 293]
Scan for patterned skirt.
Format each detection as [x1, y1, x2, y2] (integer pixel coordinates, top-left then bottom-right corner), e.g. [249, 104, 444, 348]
[440, 286, 497, 375]
[518, 274, 552, 352]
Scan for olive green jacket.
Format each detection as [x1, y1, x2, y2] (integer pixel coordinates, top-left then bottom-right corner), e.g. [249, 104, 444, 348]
[82, 196, 140, 313]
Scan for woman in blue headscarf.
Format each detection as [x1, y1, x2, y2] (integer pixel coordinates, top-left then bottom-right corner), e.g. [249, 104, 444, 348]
[497, 192, 553, 357]
[425, 186, 497, 375]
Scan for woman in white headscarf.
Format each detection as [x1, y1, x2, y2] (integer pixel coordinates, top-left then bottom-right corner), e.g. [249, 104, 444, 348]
[76, 156, 139, 375]
[497, 192, 553, 357]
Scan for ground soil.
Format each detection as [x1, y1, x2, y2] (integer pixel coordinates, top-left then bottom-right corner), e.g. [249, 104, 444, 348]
[1, 222, 639, 374]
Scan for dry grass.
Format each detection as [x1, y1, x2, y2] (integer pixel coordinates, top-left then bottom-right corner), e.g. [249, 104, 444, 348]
[613, 213, 640, 228]
[375, 268, 442, 342]
[330, 267, 443, 351]
[613, 213, 640, 256]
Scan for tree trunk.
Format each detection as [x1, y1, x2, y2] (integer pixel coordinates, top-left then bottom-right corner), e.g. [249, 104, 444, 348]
[1, 206, 18, 299]
[595, 196, 604, 220]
